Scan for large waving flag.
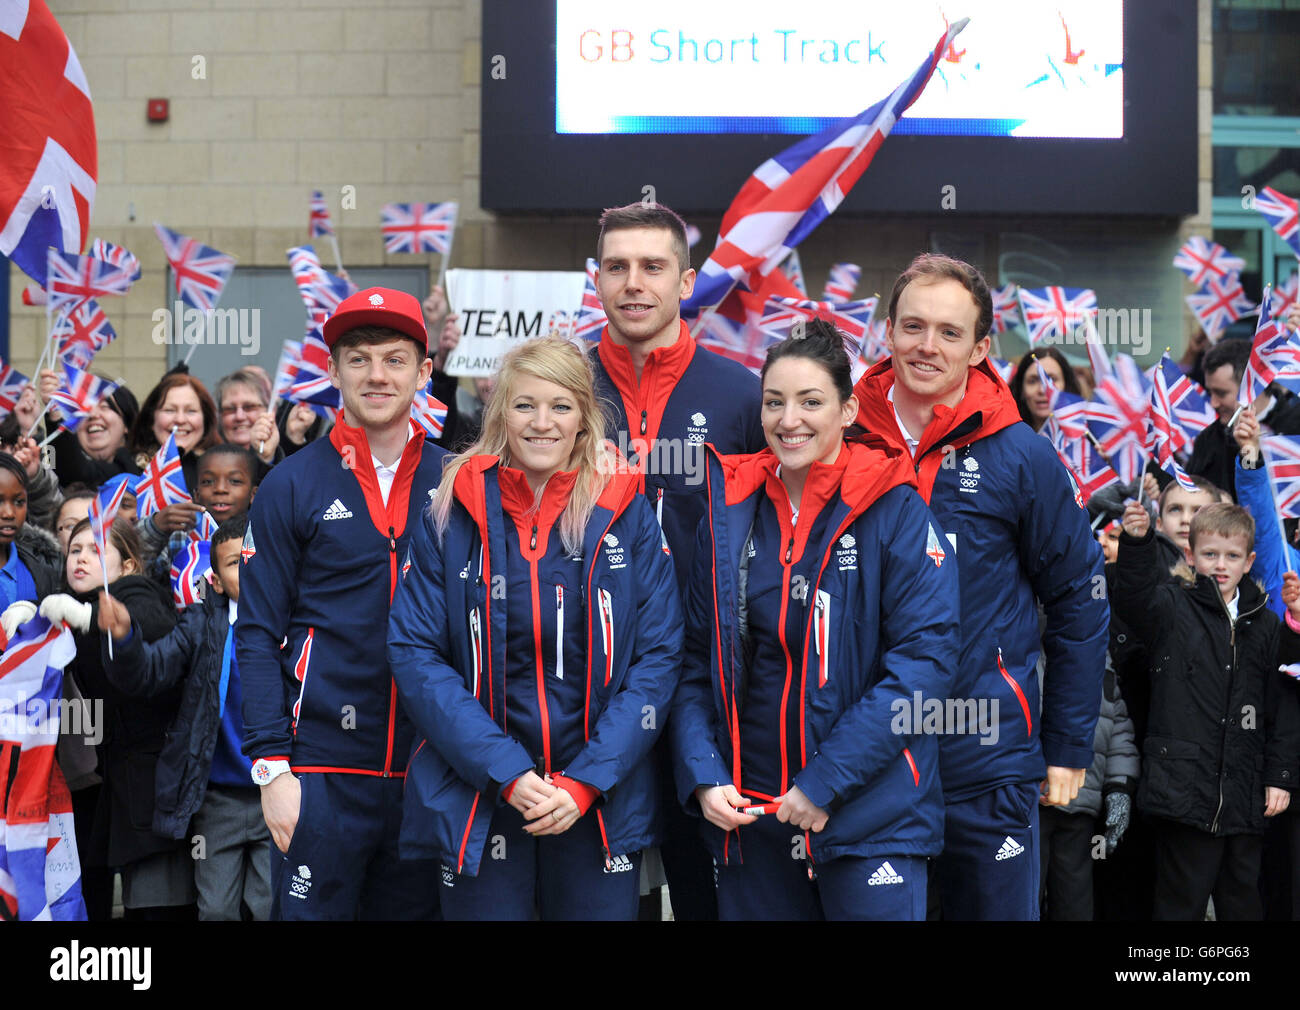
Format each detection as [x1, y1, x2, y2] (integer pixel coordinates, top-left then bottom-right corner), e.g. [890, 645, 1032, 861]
[45, 249, 135, 315]
[682, 19, 968, 316]
[1017, 286, 1097, 346]
[1186, 274, 1255, 342]
[154, 223, 236, 311]
[0, 616, 84, 920]
[0, 0, 96, 285]
[1256, 187, 1300, 256]
[48, 364, 116, 429]
[1172, 236, 1245, 287]
[136, 430, 190, 519]
[821, 263, 862, 303]
[573, 258, 608, 344]
[380, 201, 458, 254]
[52, 298, 116, 370]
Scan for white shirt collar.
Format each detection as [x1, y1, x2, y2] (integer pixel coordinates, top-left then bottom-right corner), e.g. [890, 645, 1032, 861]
[372, 423, 415, 506]
[228, 598, 238, 625]
[1226, 588, 1240, 623]
[887, 385, 920, 457]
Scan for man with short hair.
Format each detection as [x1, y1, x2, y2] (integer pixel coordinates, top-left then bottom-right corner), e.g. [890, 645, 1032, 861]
[589, 202, 764, 920]
[238, 287, 447, 920]
[1189, 339, 1300, 501]
[853, 253, 1108, 920]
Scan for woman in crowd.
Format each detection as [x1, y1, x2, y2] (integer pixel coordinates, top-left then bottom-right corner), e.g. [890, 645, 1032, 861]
[1007, 346, 1081, 432]
[669, 319, 960, 920]
[215, 366, 279, 473]
[388, 337, 682, 921]
[36, 369, 142, 487]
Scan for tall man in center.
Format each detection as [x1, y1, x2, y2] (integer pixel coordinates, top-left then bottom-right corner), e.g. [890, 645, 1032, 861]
[238, 287, 448, 920]
[589, 203, 765, 919]
[853, 253, 1108, 920]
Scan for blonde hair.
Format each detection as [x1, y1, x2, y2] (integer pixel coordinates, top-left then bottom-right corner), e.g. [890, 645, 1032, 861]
[431, 338, 614, 555]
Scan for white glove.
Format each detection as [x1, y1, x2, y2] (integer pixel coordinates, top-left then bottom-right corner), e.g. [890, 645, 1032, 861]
[0, 600, 37, 639]
[39, 594, 94, 634]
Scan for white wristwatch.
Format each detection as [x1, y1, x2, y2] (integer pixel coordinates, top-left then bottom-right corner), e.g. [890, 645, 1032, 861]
[251, 758, 292, 787]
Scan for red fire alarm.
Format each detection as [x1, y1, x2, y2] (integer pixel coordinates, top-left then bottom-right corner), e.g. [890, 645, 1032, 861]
[147, 98, 169, 123]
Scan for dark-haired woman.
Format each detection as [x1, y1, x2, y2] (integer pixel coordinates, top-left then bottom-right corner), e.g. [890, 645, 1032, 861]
[37, 369, 143, 486]
[1007, 347, 1080, 432]
[670, 319, 960, 920]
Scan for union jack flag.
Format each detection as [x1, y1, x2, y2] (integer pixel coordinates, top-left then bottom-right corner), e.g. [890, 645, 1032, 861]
[309, 190, 334, 238]
[380, 201, 458, 254]
[1171, 236, 1245, 287]
[88, 237, 141, 281]
[154, 223, 236, 312]
[779, 249, 807, 296]
[0, 617, 84, 921]
[1271, 273, 1298, 322]
[412, 386, 448, 439]
[286, 245, 352, 314]
[990, 284, 1021, 336]
[697, 313, 773, 375]
[681, 19, 967, 315]
[1090, 353, 1152, 484]
[1148, 364, 1201, 491]
[89, 477, 129, 567]
[1035, 359, 1091, 440]
[573, 258, 608, 344]
[53, 298, 116, 370]
[1045, 423, 1119, 502]
[0, 360, 31, 415]
[135, 430, 190, 519]
[1241, 287, 1300, 404]
[1256, 186, 1300, 256]
[45, 248, 134, 314]
[1017, 286, 1097, 346]
[759, 296, 874, 344]
[170, 538, 211, 609]
[286, 328, 341, 409]
[1262, 434, 1300, 518]
[0, 0, 97, 287]
[1154, 352, 1216, 448]
[48, 364, 115, 428]
[191, 509, 219, 544]
[821, 263, 862, 303]
[988, 357, 1017, 385]
[852, 314, 889, 382]
[1186, 274, 1255, 342]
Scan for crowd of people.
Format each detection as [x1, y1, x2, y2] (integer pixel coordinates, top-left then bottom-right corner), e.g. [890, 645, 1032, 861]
[5, 201, 1300, 922]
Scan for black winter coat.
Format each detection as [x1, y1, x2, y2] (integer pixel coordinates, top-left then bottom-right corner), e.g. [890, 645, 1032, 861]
[101, 592, 235, 840]
[1115, 529, 1300, 835]
[14, 524, 62, 600]
[64, 575, 180, 866]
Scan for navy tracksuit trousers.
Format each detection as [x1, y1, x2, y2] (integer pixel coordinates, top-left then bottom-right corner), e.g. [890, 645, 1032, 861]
[270, 772, 440, 921]
[935, 781, 1041, 920]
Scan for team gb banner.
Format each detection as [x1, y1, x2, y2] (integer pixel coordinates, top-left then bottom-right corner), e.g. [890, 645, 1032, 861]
[444, 269, 588, 377]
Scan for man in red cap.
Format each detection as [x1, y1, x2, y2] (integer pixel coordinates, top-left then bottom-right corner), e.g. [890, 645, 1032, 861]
[238, 287, 448, 920]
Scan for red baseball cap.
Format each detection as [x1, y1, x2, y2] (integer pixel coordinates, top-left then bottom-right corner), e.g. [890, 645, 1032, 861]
[322, 287, 428, 352]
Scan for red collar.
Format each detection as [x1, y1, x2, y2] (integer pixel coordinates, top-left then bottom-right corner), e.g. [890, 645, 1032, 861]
[499, 467, 578, 556]
[329, 417, 425, 537]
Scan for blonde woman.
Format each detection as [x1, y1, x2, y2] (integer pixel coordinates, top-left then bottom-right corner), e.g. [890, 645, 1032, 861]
[388, 338, 682, 920]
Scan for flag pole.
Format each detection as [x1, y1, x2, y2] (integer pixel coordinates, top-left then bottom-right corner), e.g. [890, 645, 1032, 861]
[328, 234, 344, 275]
[182, 311, 208, 367]
[435, 225, 457, 293]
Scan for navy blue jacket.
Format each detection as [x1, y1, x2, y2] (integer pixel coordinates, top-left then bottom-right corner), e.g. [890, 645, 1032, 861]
[388, 457, 682, 876]
[102, 592, 235, 839]
[671, 442, 961, 864]
[855, 359, 1109, 801]
[238, 420, 449, 776]
[590, 320, 764, 593]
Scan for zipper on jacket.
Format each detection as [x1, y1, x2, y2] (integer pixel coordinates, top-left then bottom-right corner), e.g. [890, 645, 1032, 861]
[639, 409, 647, 436]
[528, 556, 553, 774]
[470, 607, 483, 698]
[775, 548, 798, 793]
[813, 590, 830, 688]
[598, 589, 615, 686]
[655, 487, 664, 528]
[530, 524, 538, 551]
[555, 586, 565, 681]
[784, 535, 794, 564]
[383, 524, 399, 777]
[1210, 589, 1237, 834]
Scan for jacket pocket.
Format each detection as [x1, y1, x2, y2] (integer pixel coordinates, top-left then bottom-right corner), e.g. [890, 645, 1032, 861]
[1140, 735, 1199, 819]
[291, 628, 315, 737]
[469, 607, 483, 699]
[597, 588, 614, 687]
[996, 647, 1032, 739]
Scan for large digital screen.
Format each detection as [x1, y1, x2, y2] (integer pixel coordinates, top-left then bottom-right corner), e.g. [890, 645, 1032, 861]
[481, 0, 1196, 217]
[556, 1, 1124, 138]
